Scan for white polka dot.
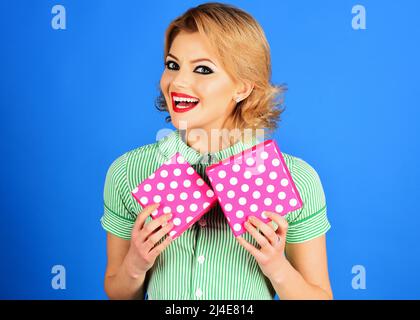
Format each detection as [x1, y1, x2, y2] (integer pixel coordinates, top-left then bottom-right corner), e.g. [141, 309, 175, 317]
[275, 205, 284, 213]
[203, 202, 210, 209]
[180, 192, 188, 200]
[149, 173, 155, 179]
[239, 197, 247, 205]
[183, 180, 191, 188]
[132, 187, 138, 193]
[261, 211, 268, 219]
[289, 198, 297, 206]
[193, 191, 201, 199]
[260, 151, 269, 160]
[157, 182, 165, 191]
[227, 190, 235, 198]
[233, 223, 242, 232]
[250, 204, 258, 212]
[244, 171, 252, 179]
[269, 172, 278, 180]
[186, 216, 193, 223]
[266, 185, 275, 193]
[163, 206, 171, 214]
[140, 196, 148, 204]
[153, 195, 161, 203]
[227, 217, 231, 222]
[187, 167, 194, 175]
[167, 193, 175, 201]
[225, 203, 233, 211]
[272, 159, 280, 167]
[218, 170, 226, 178]
[230, 177, 238, 185]
[173, 168, 181, 176]
[264, 198, 272, 206]
[196, 178, 204, 186]
[241, 184, 249, 192]
[216, 183, 224, 192]
[281, 178, 289, 187]
[255, 178, 263, 186]
[278, 191, 286, 200]
[232, 164, 240, 172]
[176, 205, 184, 213]
[246, 157, 255, 166]
[151, 209, 158, 216]
[169, 231, 177, 237]
[170, 181, 178, 189]
[236, 210, 244, 218]
[257, 165, 266, 173]
[190, 203, 198, 212]
[173, 218, 181, 226]
[160, 170, 168, 178]
[143, 184, 152, 192]
[252, 191, 261, 199]
[206, 190, 214, 198]
[177, 156, 185, 164]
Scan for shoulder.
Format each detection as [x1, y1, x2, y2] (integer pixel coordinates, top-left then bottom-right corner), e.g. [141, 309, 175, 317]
[280, 152, 327, 221]
[279, 152, 330, 243]
[280, 152, 320, 178]
[105, 141, 161, 190]
[281, 152, 324, 190]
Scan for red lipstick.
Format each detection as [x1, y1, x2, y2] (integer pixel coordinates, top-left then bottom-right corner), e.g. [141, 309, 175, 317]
[171, 92, 200, 113]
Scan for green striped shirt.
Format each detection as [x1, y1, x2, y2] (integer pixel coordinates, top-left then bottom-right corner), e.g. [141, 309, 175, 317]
[100, 129, 331, 299]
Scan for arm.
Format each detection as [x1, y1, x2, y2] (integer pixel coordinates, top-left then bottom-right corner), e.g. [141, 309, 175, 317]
[272, 234, 333, 300]
[103, 203, 174, 300]
[104, 233, 148, 300]
[237, 212, 333, 300]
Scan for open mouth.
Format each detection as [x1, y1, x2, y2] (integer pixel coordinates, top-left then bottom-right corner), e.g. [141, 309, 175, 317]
[171, 93, 200, 113]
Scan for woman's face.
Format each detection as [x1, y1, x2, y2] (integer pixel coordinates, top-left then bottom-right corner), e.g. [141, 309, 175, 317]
[160, 31, 244, 134]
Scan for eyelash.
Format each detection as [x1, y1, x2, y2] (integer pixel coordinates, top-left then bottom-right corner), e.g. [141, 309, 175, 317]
[165, 60, 213, 74]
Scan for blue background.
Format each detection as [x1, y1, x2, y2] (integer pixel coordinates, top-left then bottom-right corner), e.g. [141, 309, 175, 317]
[1, 0, 419, 299]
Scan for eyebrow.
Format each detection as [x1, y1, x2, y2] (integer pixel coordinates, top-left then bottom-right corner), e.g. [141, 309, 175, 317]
[166, 53, 216, 66]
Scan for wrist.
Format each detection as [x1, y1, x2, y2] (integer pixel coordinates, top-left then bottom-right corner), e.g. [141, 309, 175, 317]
[271, 257, 292, 286]
[123, 250, 147, 280]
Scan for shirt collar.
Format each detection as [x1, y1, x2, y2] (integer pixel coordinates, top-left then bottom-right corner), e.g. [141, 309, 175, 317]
[157, 128, 259, 166]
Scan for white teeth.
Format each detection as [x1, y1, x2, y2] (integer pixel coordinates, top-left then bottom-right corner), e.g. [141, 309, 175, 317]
[173, 96, 199, 103]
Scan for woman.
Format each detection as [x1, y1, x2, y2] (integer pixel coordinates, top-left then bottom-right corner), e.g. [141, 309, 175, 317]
[101, 2, 333, 300]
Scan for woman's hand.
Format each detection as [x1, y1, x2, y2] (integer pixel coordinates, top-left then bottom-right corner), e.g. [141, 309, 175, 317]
[236, 211, 289, 282]
[124, 203, 174, 278]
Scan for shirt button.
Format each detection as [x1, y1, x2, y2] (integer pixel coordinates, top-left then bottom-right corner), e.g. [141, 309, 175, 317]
[195, 288, 203, 298]
[197, 255, 205, 264]
[199, 219, 207, 227]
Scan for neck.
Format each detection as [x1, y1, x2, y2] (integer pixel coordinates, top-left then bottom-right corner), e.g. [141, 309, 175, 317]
[180, 126, 242, 155]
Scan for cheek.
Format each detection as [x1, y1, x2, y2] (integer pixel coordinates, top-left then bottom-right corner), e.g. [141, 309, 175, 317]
[197, 78, 233, 110]
[160, 72, 171, 92]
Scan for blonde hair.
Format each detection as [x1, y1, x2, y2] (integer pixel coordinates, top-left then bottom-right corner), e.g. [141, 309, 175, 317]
[155, 2, 286, 139]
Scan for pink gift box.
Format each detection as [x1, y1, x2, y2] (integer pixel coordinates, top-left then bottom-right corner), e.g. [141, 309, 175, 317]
[205, 140, 303, 237]
[131, 152, 218, 240]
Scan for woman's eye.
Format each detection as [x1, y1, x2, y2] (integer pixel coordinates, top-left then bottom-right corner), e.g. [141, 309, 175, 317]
[165, 61, 179, 70]
[195, 66, 213, 74]
[165, 60, 213, 74]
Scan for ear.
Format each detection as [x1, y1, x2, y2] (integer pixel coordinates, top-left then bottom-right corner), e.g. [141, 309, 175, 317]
[234, 79, 254, 102]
